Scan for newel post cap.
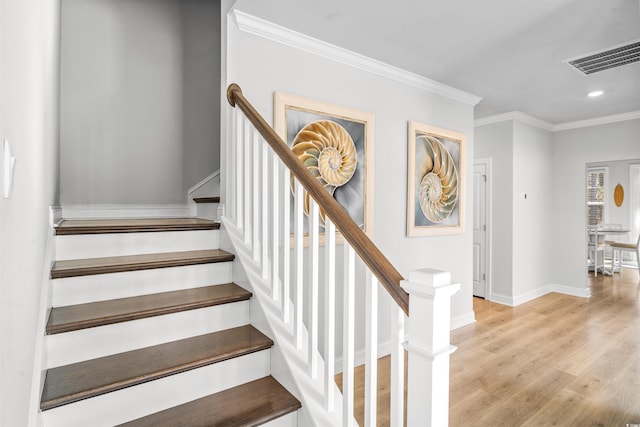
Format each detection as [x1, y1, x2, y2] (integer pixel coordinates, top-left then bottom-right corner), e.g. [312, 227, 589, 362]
[401, 268, 460, 298]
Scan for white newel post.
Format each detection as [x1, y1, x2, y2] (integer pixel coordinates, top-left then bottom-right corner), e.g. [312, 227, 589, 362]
[402, 268, 460, 427]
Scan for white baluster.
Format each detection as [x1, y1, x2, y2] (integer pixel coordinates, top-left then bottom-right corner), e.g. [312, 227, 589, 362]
[323, 218, 336, 411]
[294, 181, 304, 349]
[390, 304, 405, 427]
[235, 112, 244, 230]
[252, 130, 260, 262]
[227, 106, 236, 222]
[261, 139, 269, 280]
[402, 268, 459, 427]
[342, 243, 356, 426]
[243, 119, 251, 245]
[308, 199, 320, 378]
[364, 271, 378, 427]
[281, 166, 291, 322]
[271, 153, 280, 300]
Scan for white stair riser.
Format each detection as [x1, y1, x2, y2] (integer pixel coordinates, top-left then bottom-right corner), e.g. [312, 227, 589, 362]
[52, 262, 233, 306]
[195, 203, 218, 221]
[262, 411, 298, 427]
[42, 350, 271, 427]
[46, 301, 250, 368]
[55, 230, 219, 260]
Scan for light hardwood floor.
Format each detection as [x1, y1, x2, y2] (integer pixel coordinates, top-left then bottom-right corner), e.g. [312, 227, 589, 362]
[338, 268, 640, 426]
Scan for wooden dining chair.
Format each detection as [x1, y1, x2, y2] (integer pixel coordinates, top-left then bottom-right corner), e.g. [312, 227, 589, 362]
[588, 228, 607, 277]
[610, 233, 640, 274]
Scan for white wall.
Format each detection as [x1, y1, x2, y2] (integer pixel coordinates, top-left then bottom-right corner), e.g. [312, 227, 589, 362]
[225, 6, 476, 350]
[60, 0, 220, 205]
[551, 119, 640, 291]
[0, 1, 60, 425]
[474, 120, 553, 304]
[474, 122, 514, 299]
[512, 122, 552, 300]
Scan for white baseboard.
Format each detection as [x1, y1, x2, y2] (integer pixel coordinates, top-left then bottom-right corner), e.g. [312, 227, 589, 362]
[491, 283, 590, 307]
[55, 204, 191, 219]
[489, 288, 548, 307]
[489, 292, 515, 306]
[491, 286, 551, 307]
[50, 206, 62, 227]
[451, 311, 476, 330]
[549, 283, 591, 298]
[28, 226, 55, 427]
[512, 286, 552, 306]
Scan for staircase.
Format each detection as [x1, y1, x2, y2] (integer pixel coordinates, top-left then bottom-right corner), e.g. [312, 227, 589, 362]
[41, 217, 300, 426]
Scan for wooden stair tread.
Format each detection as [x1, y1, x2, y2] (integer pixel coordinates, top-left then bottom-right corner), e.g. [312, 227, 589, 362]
[56, 218, 219, 235]
[193, 196, 220, 203]
[118, 376, 300, 427]
[51, 249, 234, 279]
[40, 325, 273, 411]
[47, 283, 251, 334]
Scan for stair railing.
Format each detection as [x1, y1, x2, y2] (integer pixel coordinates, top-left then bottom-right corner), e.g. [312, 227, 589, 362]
[223, 83, 459, 426]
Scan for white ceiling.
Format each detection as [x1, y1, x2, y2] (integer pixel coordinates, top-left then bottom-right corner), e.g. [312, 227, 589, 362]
[235, 0, 640, 125]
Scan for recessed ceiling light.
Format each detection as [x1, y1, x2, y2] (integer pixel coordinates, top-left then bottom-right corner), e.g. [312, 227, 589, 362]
[588, 90, 604, 97]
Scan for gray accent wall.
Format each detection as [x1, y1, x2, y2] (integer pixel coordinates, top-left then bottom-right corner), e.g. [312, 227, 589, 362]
[60, 0, 220, 205]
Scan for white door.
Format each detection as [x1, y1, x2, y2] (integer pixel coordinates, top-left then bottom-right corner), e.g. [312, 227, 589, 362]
[473, 162, 488, 297]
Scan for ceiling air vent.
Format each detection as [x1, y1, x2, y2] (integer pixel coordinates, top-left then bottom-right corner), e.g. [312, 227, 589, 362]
[564, 39, 640, 75]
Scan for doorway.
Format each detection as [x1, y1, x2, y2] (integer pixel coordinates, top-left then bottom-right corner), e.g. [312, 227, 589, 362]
[473, 159, 491, 298]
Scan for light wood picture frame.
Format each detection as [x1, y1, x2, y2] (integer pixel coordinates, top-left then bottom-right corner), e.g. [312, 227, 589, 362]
[274, 92, 375, 240]
[407, 121, 466, 236]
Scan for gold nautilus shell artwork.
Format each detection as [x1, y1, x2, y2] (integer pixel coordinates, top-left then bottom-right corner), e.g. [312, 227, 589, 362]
[290, 120, 357, 222]
[417, 135, 458, 223]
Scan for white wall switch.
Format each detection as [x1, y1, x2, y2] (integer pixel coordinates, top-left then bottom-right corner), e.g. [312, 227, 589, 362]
[3, 140, 16, 199]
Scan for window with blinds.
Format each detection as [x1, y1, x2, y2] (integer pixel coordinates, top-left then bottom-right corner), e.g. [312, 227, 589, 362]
[587, 168, 606, 226]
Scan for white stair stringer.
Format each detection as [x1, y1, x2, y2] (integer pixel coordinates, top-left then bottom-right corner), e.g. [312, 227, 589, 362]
[42, 349, 271, 427]
[56, 229, 220, 260]
[46, 300, 250, 368]
[222, 218, 351, 427]
[189, 170, 220, 220]
[52, 262, 233, 306]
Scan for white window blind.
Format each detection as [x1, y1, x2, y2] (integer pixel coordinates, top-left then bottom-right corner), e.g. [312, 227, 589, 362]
[587, 168, 606, 227]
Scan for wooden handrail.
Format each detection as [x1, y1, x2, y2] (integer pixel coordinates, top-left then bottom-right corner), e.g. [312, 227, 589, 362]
[227, 83, 409, 315]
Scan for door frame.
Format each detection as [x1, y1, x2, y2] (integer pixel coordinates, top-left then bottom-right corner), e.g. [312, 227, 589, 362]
[629, 163, 640, 265]
[474, 158, 493, 301]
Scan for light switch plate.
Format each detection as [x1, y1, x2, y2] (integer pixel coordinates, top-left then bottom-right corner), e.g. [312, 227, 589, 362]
[3, 140, 16, 198]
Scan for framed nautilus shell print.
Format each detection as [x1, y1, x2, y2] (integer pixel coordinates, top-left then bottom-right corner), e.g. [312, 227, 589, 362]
[407, 121, 466, 236]
[274, 92, 374, 242]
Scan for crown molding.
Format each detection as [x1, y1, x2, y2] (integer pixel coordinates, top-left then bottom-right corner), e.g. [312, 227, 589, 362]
[474, 111, 554, 131]
[553, 110, 640, 131]
[232, 9, 482, 107]
[475, 110, 640, 132]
